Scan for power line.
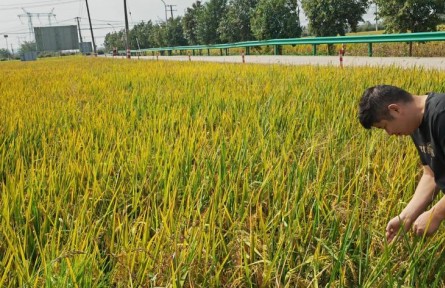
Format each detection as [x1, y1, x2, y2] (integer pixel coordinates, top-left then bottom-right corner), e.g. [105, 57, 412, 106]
[0, 31, 29, 35]
[0, 26, 29, 34]
[47, 17, 77, 25]
[0, 0, 80, 11]
[81, 18, 123, 23]
[80, 26, 125, 30]
[0, 19, 24, 24]
[77, 0, 84, 20]
[0, 0, 75, 7]
[78, 17, 143, 27]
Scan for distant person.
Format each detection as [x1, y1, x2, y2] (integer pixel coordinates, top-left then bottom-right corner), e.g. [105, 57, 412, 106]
[358, 85, 445, 243]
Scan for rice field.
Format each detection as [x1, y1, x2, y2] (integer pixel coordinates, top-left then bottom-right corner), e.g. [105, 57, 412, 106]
[1, 57, 445, 287]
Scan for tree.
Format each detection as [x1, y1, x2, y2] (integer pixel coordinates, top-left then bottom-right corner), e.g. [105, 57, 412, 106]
[164, 17, 188, 46]
[104, 30, 126, 51]
[0, 49, 11, 59]
[301, 0, 369, 37]
[250, 0, 302, 40]
[149, 23, 166, 47]
[104, 21, 155, 51]
[196, 0, 228, 44]
[374, 0, 445, 33]
[218, 0, 258, 43]
[182, 1, 204, 45]
[19, 41, 37, 54]
[129, 21, 154, 49]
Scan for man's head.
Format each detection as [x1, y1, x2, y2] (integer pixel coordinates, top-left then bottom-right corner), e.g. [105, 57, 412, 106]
[358, 85, 419, 136]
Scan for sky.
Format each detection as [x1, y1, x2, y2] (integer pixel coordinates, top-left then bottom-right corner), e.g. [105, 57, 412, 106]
[0, 0, 198, 51]
[0, 0, 377, 51]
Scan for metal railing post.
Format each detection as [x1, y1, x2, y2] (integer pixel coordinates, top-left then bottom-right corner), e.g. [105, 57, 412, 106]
[274, 45, 282, 55]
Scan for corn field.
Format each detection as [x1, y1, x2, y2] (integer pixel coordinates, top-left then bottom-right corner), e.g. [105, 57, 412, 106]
[1, 57, 445, 287]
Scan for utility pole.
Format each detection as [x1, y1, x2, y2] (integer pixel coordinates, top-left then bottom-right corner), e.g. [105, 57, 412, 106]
[374, 2, 379, 31]
[167, 5, 177, 19]
[124, 0, 131, 59]
[4, 35, 9, 60]
[128, 12, 141, 54]
[160, 0, 168, 22]
[85, 0, 97, 55]
[75, 17, 84, 53]
[75, 17, 84, 43]
[296, 0, 301, 28]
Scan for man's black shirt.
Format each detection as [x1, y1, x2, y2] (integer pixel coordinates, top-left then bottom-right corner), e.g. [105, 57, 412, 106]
[412, 92, 445, 189]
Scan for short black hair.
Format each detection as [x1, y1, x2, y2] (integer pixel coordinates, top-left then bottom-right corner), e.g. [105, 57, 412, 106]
[358, 85, 414, 129]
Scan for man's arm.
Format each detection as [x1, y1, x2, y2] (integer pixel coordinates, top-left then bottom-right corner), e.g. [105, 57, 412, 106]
[399, 165, 438, 224]
[386, 165, 438, 242]
[412, 194, 445, 236]
[409, 102, 445, 237]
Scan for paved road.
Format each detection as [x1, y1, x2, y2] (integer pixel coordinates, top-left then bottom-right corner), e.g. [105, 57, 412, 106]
[107, 54, 445, 70]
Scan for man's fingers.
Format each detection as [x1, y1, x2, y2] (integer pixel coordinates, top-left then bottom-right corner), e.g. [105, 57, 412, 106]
[412, 222, 426, 236]
[386, 231, 395, 243]
[413, 223, 419, 233]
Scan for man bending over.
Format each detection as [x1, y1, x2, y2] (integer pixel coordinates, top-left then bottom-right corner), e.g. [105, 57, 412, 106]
[358, 85, 445, 243]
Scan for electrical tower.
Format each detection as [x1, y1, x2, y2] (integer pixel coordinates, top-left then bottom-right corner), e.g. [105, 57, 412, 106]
[18, 8, 56, 41]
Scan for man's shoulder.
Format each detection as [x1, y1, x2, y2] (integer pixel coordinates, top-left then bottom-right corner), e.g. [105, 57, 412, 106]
[426, 92, 445, 117]
[427, 92, 445, 105]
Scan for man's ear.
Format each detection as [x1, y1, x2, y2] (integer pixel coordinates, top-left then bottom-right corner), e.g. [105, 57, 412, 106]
[387, 103, 401, 114]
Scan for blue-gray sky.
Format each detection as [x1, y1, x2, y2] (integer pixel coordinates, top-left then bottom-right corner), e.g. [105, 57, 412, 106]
[0, 0, 377, 51]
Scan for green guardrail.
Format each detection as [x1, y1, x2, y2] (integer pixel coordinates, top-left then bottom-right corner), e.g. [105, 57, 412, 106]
[120, 31, 445, 57]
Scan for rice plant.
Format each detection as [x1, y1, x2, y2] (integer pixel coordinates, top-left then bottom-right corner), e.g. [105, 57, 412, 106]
[1, 57, 445, 287]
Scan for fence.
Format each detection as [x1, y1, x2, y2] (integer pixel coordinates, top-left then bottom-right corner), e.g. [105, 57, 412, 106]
[123, 31, 445, 57]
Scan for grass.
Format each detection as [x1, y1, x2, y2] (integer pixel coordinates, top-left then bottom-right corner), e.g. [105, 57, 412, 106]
[1, 57, 445, 286]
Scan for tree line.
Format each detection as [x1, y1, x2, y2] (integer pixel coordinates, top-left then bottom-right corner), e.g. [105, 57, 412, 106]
[5, 0, 443, 58]
[104, 0, 444, 52]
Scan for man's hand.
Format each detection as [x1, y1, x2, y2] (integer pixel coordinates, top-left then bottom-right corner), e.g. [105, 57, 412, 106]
[385, 165, 438, 243]
[386, 215, 411, 243]
[412, 209, 442, 237]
